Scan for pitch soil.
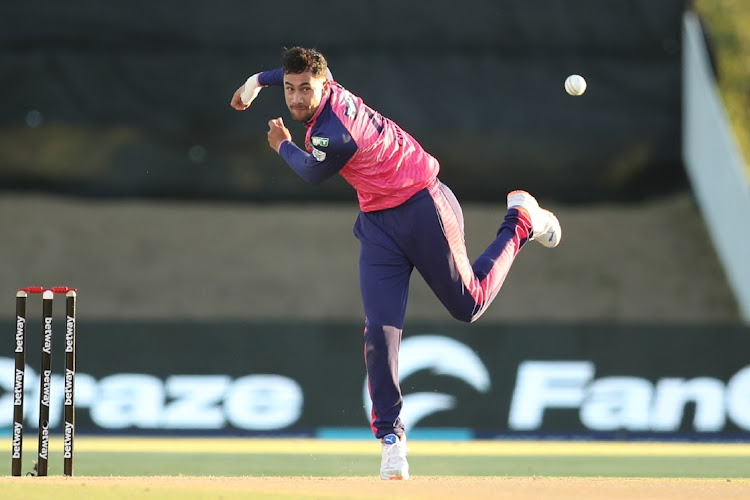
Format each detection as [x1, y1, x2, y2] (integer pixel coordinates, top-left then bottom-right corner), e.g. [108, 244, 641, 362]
[4, 476, 749, 500]
[0, 191, 740, 322]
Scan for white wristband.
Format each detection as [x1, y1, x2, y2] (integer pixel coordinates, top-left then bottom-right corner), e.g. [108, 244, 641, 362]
[240, 74, 261, 106]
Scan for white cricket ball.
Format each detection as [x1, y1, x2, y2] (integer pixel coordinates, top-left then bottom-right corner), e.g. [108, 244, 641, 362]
[564, 74, 587, 96]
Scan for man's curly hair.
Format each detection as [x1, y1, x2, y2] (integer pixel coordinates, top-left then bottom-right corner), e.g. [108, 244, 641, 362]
[282, 46, 328, 79]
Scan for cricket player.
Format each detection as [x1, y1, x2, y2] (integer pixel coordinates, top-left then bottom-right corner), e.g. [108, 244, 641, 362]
[230, 47, 561, 480]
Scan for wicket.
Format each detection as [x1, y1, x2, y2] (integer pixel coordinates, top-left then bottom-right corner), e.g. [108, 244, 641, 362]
[12, 286, 77, 477]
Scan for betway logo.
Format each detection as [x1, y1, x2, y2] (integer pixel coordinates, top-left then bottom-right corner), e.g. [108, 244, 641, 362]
[11, 422, 22, 459]
[509, 361, 750, 432]
[41, 370, 51, 407]
[42, 318, 52, 354]
[65, 316, 75, 353]
[13, 369, 23, 406]
[63, 421, 74, 458]
[38, 420, 49, 459]
[15, 316, 25, 353]
[64, 369, 74, 406]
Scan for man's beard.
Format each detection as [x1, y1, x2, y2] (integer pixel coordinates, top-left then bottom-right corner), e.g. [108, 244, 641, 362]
[289, 107, 314, 123]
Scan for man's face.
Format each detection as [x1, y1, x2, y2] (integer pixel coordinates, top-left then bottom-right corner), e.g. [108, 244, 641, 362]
[284, 71, 328, 123]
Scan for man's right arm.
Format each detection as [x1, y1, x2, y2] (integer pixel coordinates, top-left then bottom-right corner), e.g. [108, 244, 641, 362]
[257, 68, 284, 86]
[230, 68, 283, 110]
[231, 67, 333, 110]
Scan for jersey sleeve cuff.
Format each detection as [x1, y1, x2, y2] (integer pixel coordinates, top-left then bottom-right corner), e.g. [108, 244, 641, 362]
[258, 68, 284, 86]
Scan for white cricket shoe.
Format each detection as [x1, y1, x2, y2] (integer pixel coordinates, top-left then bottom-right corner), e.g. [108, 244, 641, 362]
[507, 190, 561, 248]
[380, 434, 409, 480]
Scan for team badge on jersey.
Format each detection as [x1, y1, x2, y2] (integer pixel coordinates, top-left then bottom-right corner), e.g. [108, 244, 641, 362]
[312, 148, 327, 162]
[311, 136, 329, 147]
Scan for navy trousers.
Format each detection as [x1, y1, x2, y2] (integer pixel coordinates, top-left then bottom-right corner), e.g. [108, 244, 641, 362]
[354, 180, 532, 438]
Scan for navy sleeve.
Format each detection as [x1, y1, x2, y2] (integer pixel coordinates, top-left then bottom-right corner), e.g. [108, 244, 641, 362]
[258, 68, 284, 86]
[279, 141, 344, 184]
[278, 104, 358, 184]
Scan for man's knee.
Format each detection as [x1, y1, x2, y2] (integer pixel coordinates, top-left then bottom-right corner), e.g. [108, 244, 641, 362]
[365, 323, 403, 354]
[447, 305, 482, 323]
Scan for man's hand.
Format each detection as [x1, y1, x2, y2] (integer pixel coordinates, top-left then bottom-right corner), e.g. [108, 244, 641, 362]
[267, 118, 292, 152]
[230, 74, 262, 110]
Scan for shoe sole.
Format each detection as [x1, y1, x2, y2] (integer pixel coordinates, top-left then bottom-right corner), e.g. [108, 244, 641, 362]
[538, 210, 561, 248]
[507, 190, 539, 211]
[380, 474, 409, 480]
[380, 467, 409, 480]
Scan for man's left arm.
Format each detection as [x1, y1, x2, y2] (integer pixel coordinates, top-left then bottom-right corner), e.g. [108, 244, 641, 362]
[267, 118, 356, 184]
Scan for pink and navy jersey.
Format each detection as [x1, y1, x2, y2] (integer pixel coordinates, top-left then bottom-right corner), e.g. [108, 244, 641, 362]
[258, 70, 535, 442]
[259, 69, 440, 212]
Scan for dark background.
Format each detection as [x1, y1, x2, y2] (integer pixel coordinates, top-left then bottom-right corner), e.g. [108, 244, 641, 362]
[2, 0, 745, 439]
[5, 319, 749, 437]
[1, 0, 687, 203]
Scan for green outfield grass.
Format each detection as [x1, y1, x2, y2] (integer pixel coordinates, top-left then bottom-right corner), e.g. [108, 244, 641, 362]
[4, 437, 750, 478]
[13, 450, 750, 478]
[2, 438, 749, 500]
